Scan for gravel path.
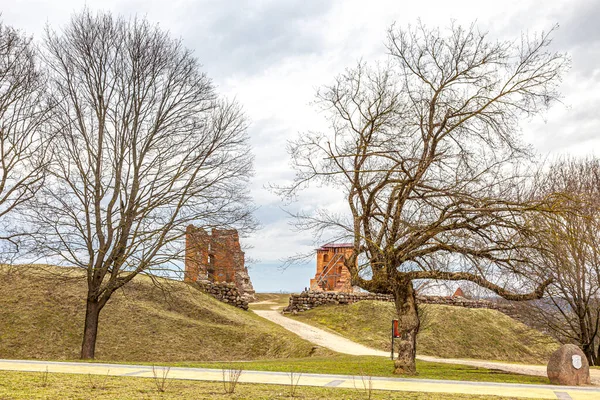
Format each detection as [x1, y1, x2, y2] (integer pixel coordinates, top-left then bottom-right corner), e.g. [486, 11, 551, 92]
[254, 309, 600, 385]
[254, 310, 389, 356]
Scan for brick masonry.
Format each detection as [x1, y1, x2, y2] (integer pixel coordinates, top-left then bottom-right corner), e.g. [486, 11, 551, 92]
[184, 225, 255, 303]
[309, 243, 354, 292]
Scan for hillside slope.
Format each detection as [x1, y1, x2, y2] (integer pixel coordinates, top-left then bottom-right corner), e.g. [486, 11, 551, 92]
[0, 265, 325, 362]
[290, 300, 559, 364]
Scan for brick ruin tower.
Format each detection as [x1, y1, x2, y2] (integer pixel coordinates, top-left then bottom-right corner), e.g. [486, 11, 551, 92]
[184, 225, 255, 301]
[309, 243, 355, 292]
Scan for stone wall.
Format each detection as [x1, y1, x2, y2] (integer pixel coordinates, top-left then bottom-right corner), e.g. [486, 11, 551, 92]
[283, 290, 518, 318]
[417, 295, 516, 313]
[284, 291, 394, 313]
[192, 280, 249, 310]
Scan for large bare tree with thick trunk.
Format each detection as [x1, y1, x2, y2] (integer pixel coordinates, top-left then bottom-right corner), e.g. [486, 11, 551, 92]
[282, 22, 568, 374]
[524, 158, 600, 365]
[0, 21, 48, 260]
[30, 11, 255, 359]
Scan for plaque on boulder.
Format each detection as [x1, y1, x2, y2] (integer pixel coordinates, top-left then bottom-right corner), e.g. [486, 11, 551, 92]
[547, 344, 590, 385]
[572, 355, 582, 370]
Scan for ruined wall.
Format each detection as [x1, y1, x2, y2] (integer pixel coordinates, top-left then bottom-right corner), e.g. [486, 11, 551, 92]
[192, 280, 249, 310]
[285, 291, 394, 313]
[184, 226, 209, 281]
[185, 225, 255, 302]
[284, 291, 520, 319]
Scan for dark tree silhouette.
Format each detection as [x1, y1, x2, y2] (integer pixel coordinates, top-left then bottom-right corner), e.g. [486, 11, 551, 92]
[0, 20, 48, 260]
[526, 158, 600, 365]
[282, 22, 568, 374]
[31, 10, 256, 359]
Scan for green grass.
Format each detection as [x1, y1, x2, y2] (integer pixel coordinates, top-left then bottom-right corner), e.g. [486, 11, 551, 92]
[290, 301, 559, 364]
[0, 370, 546, 400]
[158, 355, 549, 384]
[0, 265, 328, 362]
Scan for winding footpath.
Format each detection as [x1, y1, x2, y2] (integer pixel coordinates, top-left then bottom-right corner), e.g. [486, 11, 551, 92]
[252, 308, 600, 387]
[254, 310, 389, 356]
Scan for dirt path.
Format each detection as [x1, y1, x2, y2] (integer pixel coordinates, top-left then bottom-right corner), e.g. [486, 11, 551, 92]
[254, 309, 600, 385]
[248, 300, 282, 310]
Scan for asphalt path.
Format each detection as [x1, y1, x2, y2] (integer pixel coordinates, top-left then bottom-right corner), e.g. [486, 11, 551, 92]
[1, 359, 600, 399]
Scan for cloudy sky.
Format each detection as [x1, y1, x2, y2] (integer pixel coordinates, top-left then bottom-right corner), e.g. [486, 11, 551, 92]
[4, 0, 599, 292]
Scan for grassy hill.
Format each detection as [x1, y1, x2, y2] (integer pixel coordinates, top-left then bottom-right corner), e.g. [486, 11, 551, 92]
[0, 265, 326, 362]
[290, 300, 559, 364]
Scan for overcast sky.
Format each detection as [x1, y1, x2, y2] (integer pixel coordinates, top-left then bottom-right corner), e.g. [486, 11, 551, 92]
[3, 0, 599, 292]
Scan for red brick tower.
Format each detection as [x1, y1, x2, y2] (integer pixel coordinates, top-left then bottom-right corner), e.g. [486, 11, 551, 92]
[309, 243, 354, 292]
[184, 225, 255, 301]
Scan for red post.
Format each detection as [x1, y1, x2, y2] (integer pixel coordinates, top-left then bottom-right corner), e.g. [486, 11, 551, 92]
[391, 319, 400, 360]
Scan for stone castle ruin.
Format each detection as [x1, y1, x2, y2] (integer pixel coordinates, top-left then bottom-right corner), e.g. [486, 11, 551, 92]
[309, 243, 355, 292]
[299, 243, 525, 321]
[184, 225, 255, 302]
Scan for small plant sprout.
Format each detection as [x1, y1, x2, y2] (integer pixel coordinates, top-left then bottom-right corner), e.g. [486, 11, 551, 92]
[222, 365, 243, 394]
[288, 368, 302, 398]
[152, 365, 171, 393]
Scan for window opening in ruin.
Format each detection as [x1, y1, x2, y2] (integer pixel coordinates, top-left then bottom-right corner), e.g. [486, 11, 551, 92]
[208, 254, 215, 278]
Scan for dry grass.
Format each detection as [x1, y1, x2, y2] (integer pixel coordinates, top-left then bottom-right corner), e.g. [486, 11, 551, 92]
[0, 265, 328, 362]
[290, 301, 559, 364]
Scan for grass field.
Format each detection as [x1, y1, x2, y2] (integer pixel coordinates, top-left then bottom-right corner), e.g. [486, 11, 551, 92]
[169, 355, 549, 384]
[0, 267, 555, 389]
[289, 300, 559, 364]
[0, 370, 546, 400]
[0, 266, 326, 362]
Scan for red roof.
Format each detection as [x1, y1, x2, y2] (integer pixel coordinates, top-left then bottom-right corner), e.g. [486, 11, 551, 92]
[318, 243, 353, 251]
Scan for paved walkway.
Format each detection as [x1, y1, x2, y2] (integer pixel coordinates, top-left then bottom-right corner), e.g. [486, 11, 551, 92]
[254, 310, 600, 385]
[1, 359, 599, 399]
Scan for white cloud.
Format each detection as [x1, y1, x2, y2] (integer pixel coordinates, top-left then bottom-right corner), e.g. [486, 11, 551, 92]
[2, 0, 598, 291]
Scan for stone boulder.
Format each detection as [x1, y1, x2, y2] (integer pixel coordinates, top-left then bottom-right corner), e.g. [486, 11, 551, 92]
[547, 344, 590, 385]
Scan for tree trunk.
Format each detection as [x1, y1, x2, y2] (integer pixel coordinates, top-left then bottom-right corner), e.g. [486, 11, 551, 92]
[585, 343, 599, 366]
[81, 299, 102, 359]
[582, 343, 596, 366]
[393, 279, 420, 375]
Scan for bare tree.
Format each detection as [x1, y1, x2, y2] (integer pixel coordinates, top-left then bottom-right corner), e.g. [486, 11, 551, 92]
[0, 21, 48, 260]
[30, 10, 255, 359]
[282, 22, 568, 374]
[525, 158, 600, 365]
